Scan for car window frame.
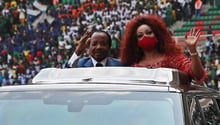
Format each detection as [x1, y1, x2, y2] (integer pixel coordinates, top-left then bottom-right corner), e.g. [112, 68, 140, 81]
[184, 93, 220, 125]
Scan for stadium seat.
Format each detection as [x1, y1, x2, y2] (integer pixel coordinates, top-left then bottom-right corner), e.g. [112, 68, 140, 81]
[217, 15, 220, 19]
[208, 6, 218, 11]
[212, 30, 220, 34]
[199, 31, 207, 34]
[174, 32, 186, 36]
[173, 5, 220, 37]
[183, 22, 195, 26]
[216, 20, 220, 24]
[211, 25, 220, 30]
[195, 26, 205, 30]
[211, 20, 216, 25]
[205, 10, 220, 15]
[195, 21, 204, 25]
[204, 21, 211, 25]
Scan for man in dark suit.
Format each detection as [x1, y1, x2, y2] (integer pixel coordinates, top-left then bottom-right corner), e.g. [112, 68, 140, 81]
[65, 30, 123, 67]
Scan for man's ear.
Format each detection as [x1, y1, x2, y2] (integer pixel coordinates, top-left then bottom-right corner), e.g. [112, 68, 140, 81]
[86, 38, 91, 48]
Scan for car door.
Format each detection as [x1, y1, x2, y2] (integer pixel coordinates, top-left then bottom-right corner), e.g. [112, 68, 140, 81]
[186, 94, 220, 125]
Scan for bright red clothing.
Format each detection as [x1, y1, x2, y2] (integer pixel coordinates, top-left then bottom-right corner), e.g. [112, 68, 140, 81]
[36, 50, 43, 57]
[195, 0, 202, 9]
[17, 64, 26, 74]
[27, 54, 34, 64]
[132, 54, 207, 83]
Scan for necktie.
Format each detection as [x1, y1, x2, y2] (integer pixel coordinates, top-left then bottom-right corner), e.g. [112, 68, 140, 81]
[96, 63, 103, 67]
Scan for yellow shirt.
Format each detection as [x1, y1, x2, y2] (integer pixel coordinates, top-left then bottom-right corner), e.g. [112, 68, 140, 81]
[11, 1, 17, 7]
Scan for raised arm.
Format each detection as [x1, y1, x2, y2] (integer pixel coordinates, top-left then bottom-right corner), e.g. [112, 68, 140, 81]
[75, 29, 92, 56]
[185, 28, 206, 82]
[65, 29, 92, 68]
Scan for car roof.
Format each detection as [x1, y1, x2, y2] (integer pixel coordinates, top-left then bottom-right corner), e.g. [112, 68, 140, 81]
[0, 82, 217, 94]
[0, 67, 218, 94]
[32, 67, 189, 84]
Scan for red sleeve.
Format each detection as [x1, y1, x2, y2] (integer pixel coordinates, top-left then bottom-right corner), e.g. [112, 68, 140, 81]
[171, 54, 207, 84]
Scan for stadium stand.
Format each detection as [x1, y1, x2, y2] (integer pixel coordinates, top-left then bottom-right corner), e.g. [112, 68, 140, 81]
[174, 5, 220, 37]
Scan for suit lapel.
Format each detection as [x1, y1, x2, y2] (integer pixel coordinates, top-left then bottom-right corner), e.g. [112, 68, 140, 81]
[84, 58, 94, 67]
[106, 58, 111, 66]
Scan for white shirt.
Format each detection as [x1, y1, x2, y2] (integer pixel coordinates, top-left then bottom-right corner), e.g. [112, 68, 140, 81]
[67, 52, 80, 67]
[91, 57, 107, 67]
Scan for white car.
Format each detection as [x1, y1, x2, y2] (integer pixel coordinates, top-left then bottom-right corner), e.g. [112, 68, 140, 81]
[0, 67, 219, 125]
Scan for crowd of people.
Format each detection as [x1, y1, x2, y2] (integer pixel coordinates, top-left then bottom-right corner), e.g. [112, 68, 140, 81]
[0, 0, 219, 88]
[203, 36, 220, 89]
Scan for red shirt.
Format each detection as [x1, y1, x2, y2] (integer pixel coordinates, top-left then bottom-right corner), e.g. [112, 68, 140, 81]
[132, 54, 207, 83]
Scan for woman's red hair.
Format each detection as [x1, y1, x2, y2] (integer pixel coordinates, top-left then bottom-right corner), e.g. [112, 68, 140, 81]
[120, 14, 182, 65]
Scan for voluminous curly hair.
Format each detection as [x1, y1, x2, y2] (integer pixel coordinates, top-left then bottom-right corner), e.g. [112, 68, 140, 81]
[120, 14, 182, 66]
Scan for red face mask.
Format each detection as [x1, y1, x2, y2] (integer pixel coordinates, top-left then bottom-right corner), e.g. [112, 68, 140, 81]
[137, 36, 158, 51]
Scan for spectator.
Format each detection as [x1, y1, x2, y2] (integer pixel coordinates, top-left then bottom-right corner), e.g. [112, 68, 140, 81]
[216, 39, 220, 58]
[183, 1, 192, 21]
[195, 0, 202, 16]
[0, 71, 3, 86]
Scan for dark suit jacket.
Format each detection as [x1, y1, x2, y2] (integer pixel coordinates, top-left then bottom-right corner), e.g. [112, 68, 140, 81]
[77, 57, 123, 67]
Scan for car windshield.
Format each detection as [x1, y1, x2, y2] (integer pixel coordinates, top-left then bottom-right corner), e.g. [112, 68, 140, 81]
[0, 91, 184, 125]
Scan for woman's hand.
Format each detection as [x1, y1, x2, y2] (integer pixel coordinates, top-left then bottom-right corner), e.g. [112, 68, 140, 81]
[185, 28, 200, 52]
[185, 28, 200, 46]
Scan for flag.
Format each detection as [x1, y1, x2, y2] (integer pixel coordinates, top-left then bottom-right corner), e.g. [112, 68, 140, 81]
[33, 1, 47, 11]
[27, 9, 41, 16]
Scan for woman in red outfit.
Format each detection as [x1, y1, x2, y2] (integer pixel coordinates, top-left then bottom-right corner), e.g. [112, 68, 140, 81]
[120, 14, 206, 83]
